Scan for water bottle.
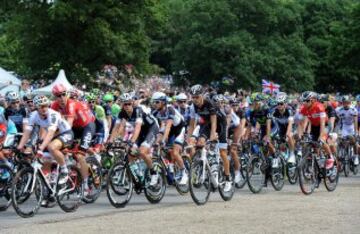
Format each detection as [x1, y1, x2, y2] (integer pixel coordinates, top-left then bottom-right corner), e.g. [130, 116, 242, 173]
[136, 159, 145, 182]
[129, 161, 139, 183]
[319, 155, 326, 168]
[164, 159, 174, 184]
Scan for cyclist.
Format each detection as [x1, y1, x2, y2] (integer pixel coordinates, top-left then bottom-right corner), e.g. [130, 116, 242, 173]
[17, 95, 73, 185]
[102, 93, 115, 132]
[175, 93, 191, 127]
[187, 85, 232, 192]
[51, 84, 96, 196]
[271, 92, 296, 164]
[298, 91, 335, 169]
[108, 93, 160, 187]
[336, 95, 359, 166]
[4, 91, 27, 133]
[152, 92, 188, 185]
[86, 93, 109, 152]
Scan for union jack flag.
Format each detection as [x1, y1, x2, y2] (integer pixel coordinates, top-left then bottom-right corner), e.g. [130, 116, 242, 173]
[262, 79, 280, 94]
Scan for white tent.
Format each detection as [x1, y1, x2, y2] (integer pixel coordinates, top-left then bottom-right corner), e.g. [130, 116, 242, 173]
[0, 67, 21, 95]
[33, 69, 76, 95]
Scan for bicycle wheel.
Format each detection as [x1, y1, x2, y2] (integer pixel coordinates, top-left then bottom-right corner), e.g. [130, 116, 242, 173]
[246, 154, 265, 194]
[106, 162, 133, 208]
[324, 158, 339, 192]
[56, 165, 82, 213]
[0, 164, 13, 211]
[82, 156, 102, 204]
[218, 161, 234, 201]
[344, 147, 351, 177]
[11, 167, 43, 218]
[286, 162, 298, 185]
[235, 153, 247, 189]
[270, 156, 285, 191]
[144, 161, 166, 204]
[189, 154, 211, 205]
[298, 151, 316, 195]
[174, 155, 190, 195]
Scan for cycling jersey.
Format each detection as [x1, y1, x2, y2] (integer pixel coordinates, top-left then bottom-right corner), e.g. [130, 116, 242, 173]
[299, 102, 327, 127]
[27, 109, 71, 133]
[4, 107, 27, 132]
[51, 99, 95, 128]
[336, 106, 358, 136]
[175, 105, 191, 126]
[152, 105, 184, 128]
[189, 99, 217, 125]
[117, 106, 158, 129]
[271, 107, 294, 138]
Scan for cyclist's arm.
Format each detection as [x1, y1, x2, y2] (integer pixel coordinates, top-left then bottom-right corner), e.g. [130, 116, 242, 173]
[354, 114, 358, 135]
[328, 117, 335, 132]
[17, 128, 31, 149]
[130, 121, 142, 144]
[109, 119, 125, 142]
[163, 119, 173, 143]
[287, 117, 294, 136]
[266, 119, 271, 139]
[319, 116, 326, 141]
[38, 129, 56, 152]
[210, 114, 217, 140]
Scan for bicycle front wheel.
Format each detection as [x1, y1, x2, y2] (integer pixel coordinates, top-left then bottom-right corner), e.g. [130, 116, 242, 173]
[246, 154, 265, 194]
[189, 156, 211, 205]
[298, 151, 316, 195]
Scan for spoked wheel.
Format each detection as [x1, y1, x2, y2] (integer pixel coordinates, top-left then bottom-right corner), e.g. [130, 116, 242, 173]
[324, 158, 339, 192]
[106, 162, 133, 208]
[344, 147, 351, 177]
[174, 155, 190, 195]
[270, 156, 285, 191]
[56, 165, 82, 213]
[189, 155, 211, 205]
[246, 155, 265, 194]
[298, 153, 316, 195]
[11, 167, 43, 218]
[218, 161, 234, 201]
[0, 164, 13, 211]
[144, 161, 166, 204]
[82, 156, 102, 204]
[286, 163, 298, 185]
[234, 154, 248, 189]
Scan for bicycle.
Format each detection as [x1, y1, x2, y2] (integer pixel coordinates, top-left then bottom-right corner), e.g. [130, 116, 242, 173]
[11, 149, 82, 218]
[337, 136, 359, 176]
[106, 140, 166, 208]
[189, 140, 234, 206]
[298, 136, 339, 195]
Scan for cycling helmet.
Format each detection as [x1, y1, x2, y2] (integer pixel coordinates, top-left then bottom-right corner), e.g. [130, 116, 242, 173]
[355, 94, 360, 102]
[300, 91, 317, 101]
[176, 93, 188, 101]
[119, 93, 133, 102]
[342, 95, 351, 102]
[92, 88, 100, 95]
[190, 84, 203, 95]
[212, 94, 224, 103]
[268, 98, 278, 107]
[103, 93, 114, 102]
[6, 91, 19, 102]
[52, 84, 67, 96]
[319, 94, 329, 102]
[275, 92, 287, 103]
[86, 93, 97, 101]
[33, 95, 50, 107]
[69, 88, 80, 98]
[152, 92, 167, 102]
[228, 96, 239, 105]
[250, 92, 265, 102]
[23, 93, 35, 102]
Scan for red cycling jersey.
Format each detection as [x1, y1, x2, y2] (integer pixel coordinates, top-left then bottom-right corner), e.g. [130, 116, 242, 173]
[300, 102, 327, 126]
[51, 99, 95, 128]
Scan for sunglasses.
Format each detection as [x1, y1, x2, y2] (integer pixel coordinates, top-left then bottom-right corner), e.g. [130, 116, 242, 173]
[192, 96, 200, 99]
[56, 93, 67, 98]
[27, 100, 33, 104]
[11, 101, 20, 104]
[123, 103, 132, 106]
[154, 101, 162, 104]
[89, 101, 96, 104]
[278, 102, 285, 106]
[304, 100, 311, 103]
[177, 100, 186, 104]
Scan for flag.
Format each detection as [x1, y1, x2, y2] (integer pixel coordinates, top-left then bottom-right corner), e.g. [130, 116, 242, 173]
[262, 79, 280, 94]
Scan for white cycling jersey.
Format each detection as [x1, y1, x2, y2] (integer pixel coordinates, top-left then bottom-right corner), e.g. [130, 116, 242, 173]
[27, 109, 72, 133]
[336, 106, 358, 136]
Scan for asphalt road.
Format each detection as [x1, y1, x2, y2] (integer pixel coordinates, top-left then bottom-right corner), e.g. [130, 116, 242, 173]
[1, 174, 360, 234]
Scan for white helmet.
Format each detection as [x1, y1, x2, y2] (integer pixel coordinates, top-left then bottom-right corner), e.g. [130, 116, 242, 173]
[33, 95, 50, 107]
[190, 84, 203, 95]
[275, 92, 287, 103]
[152, 92, 167, 102]
[176, 93, 187, 101]
[119, 93, 133, 102]
[6, 91, 19, 102]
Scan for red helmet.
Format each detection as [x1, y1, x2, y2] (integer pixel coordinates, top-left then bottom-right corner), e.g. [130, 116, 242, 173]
[52, 84, 67, 96]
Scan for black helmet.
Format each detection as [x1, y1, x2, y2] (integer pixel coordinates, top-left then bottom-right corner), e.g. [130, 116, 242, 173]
[301, 91, 317, 101]
[190, 84, 203, 95]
